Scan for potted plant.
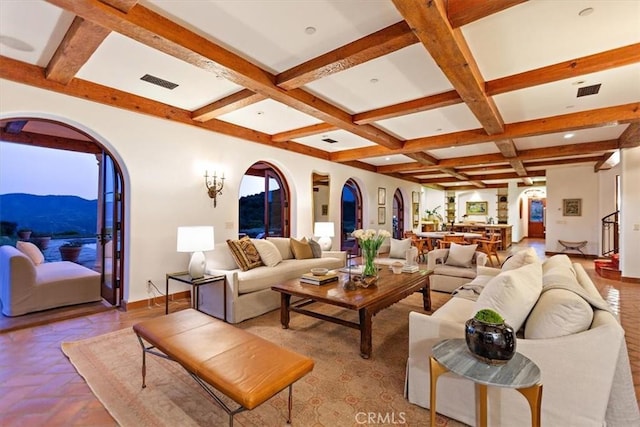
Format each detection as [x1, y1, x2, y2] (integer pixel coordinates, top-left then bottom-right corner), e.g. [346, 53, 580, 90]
[17, 228, 32, 240]
[59, 240, 83, 263]
[31, 232, 52, 250]
[465, 308, 515, 365]
[424, 206, 443, 229]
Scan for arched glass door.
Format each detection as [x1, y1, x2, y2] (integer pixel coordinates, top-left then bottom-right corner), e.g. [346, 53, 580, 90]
[393, 189, 404, 239]
[340, 179, 362, 254]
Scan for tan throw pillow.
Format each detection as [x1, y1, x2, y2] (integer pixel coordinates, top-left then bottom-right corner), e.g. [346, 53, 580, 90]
[251, 239, 283, 267]
[16, 241, 44, 265]
[226, 236, 263, 271]
[390, 238, 412, 259]
[290, 237, 313, 260]
[266, 237, 294, 260]
[445, 242, 478, 268]
[474, 262, 543, 332]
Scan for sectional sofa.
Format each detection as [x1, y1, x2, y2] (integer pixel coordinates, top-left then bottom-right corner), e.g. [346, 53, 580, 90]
[406, 250, 639, 426]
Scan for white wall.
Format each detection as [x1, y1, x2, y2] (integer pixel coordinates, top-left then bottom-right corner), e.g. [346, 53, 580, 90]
[0, 79, 423, 303]
[545, 166, 601, 256]
[620, 146, 640, 279]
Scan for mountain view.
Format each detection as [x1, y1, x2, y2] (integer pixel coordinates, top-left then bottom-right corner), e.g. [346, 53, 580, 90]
[0, 193, 98, 237]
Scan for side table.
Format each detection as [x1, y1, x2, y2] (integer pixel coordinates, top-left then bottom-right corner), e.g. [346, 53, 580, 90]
[430, 338, 542, 427]
[165, 272, 226, 320]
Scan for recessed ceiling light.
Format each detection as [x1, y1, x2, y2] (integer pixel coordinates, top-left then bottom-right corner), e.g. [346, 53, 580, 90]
[385, 157, 391, 161]
[564, 133, 575, 139]
[305, 26, 316, 35]
[566, 105, 575, 109]
[572, 80, 586, 86]
[0, 35, 34, 52]
[370, 78, 379, 84]
[578, 7, 594, 17]
[257, 111, 264, 115]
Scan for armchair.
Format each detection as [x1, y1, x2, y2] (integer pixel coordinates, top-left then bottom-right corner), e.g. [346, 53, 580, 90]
[426, 245, 487, 293]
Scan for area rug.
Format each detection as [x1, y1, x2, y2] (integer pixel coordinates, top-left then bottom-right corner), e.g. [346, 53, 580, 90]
[62, 292, 463, 426]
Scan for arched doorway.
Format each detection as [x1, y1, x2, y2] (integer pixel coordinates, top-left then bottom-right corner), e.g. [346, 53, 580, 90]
[392, 189, 405, 239]
[340, 178, 363, 254]
[0, 117, 125, 306]
[239, 161, 290, 238]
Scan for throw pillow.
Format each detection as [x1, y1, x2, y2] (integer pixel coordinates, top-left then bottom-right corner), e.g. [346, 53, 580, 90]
[473, 261, 543, 331]
[16, 241, 44, 265]
[501, 247, 539, 271]
[307, 238, 322, 258]
[226, 236, 263, 271]
[251, 239, 283, 267]
[389, 238, 412, 259]
[266, 237, 294, 260]
[524, 289, 593, 339]
[290, 237, 313, 260]
[445, 242, 478, 268]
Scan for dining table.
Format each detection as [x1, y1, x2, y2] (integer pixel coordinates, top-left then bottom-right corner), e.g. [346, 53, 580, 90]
[416, 231, 484, 248]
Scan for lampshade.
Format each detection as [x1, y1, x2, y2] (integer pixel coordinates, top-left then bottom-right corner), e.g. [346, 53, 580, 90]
[314, 222, 335, 238]
[177, 226, 214, 279]
[177, 226, 215, 252]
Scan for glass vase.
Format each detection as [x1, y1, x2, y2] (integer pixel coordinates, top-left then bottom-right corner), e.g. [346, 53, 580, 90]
[360, 244, 378, 287]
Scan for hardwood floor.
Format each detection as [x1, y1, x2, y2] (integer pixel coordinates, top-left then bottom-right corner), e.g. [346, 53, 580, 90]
[1, 239, 638, 425]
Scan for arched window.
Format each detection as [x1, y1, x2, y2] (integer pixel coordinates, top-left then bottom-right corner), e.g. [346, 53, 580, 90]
[392, 188, 405, 239]
[239, 161, 290, 238]
[340, 178, 362, 253]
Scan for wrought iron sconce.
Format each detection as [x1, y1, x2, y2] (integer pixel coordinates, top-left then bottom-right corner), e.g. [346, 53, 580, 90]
[205, 171, 224, 207]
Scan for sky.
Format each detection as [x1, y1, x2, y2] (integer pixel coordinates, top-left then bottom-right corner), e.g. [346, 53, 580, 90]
[0, 142, 99, 200]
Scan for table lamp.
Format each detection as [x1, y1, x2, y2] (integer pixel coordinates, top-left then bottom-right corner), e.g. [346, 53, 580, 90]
[177, 226, 215, 279]
[314, 222, 335, 251]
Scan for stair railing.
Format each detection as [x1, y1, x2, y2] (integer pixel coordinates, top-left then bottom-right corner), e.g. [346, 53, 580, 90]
[601, 211, 619, 257]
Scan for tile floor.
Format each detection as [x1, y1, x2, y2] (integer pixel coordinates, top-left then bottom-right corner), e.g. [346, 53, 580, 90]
[1, 239, 638, 425]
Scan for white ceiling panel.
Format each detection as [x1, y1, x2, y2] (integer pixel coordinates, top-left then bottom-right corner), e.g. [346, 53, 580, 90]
[142, 0, 402, 73]
[77, 33, 242, 111]
[218, 99, 321, 134]
[463, 1, 640, 80]
[294, 129, 376, 152]
[304, 44, 452, 114]
[361, 154, 416, 167]
[0, 0, 73, 67]
[375, 103, 481, 140]
[494, 64, 640, 123]
[514, 125, 627, 151]
[428, 142, 501, 160]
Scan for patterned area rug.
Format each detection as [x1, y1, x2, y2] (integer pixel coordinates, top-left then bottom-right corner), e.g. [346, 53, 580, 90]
[62, 292, 464, 426]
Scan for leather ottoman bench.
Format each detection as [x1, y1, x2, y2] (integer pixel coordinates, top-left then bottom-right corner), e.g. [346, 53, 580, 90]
[133, 309, 314, 426]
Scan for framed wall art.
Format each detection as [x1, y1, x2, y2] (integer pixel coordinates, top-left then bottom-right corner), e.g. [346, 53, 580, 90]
[412, 191, 420, 204]
[563, 198, 582, 216]
[466, 201, 488, 215]
[378, 187, 386, 205]
[378, 207, 386, 224]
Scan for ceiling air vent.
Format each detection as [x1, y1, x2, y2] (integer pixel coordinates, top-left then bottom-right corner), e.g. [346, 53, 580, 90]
[576, 84, 601, 97]
[140, 74, 179, 90]
[321, 137, 338, 143]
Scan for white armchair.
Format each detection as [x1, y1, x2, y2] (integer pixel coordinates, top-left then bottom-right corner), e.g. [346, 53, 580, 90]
[426, 245, 487, 293]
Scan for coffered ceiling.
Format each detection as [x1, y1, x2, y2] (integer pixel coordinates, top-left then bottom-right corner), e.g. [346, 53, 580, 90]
[1, 0, 639, 190]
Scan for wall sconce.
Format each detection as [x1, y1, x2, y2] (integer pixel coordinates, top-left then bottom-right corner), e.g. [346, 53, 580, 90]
[205, 171, 224, 207]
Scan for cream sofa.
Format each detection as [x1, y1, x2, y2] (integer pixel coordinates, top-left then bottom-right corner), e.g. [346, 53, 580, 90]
[204, 237, 346, 323]
[406, 252, 640, 426]
[426, 245, 487, 293]
[0, 244, 101, 316]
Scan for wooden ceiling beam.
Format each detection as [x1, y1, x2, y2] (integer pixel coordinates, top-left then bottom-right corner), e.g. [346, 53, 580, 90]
[46, 0, 138, 84]
[420, 170, 544, 184]
[487, 43, 640, 96]
[46, 0, 404, 150]
[0, 129, 102, 154]
[192, 90, 265, 122]
[446, 0, 527, 28]
[392, 0, 504, 135]
[405, 152, 439, 166]
[594, 152, 618, 171]
[272, 123, 338, 143]
[619, 122, 640, 148]
[332, 103, 640, 161]
[276, 21, 418, 90]
[353, 90, 461, 124]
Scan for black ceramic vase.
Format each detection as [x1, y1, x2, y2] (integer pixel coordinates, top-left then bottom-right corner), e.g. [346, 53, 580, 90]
[464, 318, 516, 365]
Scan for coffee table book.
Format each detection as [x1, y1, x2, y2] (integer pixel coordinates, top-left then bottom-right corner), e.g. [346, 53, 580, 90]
[300, 272, 339, 285]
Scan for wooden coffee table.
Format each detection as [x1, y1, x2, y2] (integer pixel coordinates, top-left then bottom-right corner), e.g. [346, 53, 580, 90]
[272, 269, 432, 359]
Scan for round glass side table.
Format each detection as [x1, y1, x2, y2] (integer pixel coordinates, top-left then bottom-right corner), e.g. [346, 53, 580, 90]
[430, 338, 543, 427]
